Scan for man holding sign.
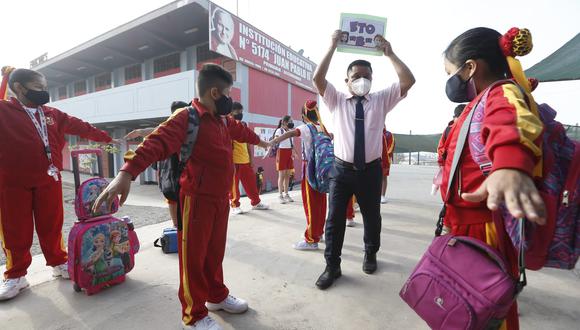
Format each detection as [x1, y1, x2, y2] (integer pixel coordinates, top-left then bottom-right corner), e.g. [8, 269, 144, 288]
[312, 30, 415, 290]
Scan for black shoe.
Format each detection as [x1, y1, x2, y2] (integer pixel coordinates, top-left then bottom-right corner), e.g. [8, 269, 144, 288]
[315, 266, 342, 290]
[363, 252, 377, 274]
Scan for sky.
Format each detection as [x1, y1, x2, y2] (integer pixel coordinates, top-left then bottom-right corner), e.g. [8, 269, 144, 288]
[1, 0, 579, 134]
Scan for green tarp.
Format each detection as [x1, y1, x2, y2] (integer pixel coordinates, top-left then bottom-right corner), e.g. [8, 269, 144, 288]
[393, 134, 441, 153]
[525, 33, 580, 82]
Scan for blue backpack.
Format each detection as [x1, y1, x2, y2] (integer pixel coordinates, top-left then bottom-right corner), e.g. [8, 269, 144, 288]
[306, 124, 334, 193]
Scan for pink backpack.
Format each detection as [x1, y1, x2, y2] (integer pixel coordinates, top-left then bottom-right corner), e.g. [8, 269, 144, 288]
[67, 149, 140, 295]
[468, 81, 580, 270]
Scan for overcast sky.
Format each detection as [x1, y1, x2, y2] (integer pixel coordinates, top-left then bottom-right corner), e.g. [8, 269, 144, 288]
[1, 0, 578, 134]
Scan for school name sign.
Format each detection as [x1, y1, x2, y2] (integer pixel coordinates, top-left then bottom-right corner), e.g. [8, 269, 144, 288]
[209, 2, 316, 91]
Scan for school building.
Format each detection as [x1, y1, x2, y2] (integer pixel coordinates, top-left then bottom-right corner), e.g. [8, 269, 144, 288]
[36, 0, 317, 190]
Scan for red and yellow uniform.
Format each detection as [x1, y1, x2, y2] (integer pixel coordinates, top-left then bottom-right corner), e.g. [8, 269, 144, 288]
[0, 97, 112, 279]
[230, 124, 262, 207]
[440, 83, 543, 330]
[121, 99, 260, 326]
[381, 129, 395, 176]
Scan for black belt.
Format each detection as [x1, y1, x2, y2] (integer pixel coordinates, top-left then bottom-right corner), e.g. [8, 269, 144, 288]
[334, 157, 381, 171]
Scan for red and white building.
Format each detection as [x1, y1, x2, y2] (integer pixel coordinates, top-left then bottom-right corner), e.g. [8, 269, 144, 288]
[36, 0, 317, 190]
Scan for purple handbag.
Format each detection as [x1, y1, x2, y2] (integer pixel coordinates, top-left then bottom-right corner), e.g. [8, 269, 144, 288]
[400, 234, 525, 330]
[402, 91, 526, 329]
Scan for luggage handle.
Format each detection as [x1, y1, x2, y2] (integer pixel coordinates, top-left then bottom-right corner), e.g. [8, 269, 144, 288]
[71, 149, 104, 191]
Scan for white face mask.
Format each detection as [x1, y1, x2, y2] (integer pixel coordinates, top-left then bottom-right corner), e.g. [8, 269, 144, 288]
[351, 77, 372, 96]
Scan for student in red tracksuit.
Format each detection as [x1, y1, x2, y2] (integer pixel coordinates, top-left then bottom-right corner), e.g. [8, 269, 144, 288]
[271, 100, 328, 250]
[94, 64, 270, 330]
[380, 129, 395, 204]
[0, 68, 113, 301]
[441, 27, 546, 330]
[229, 102, 269, 215]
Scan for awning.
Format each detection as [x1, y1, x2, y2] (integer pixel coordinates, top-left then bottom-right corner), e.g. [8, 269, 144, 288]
[525, 33, 580, 82]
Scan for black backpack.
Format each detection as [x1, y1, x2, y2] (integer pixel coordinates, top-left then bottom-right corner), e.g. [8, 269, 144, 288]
[158, 106, 200, 230]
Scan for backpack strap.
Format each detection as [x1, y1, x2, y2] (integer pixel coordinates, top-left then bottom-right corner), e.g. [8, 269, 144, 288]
[176, 106, 201, 231]
[306, 124, 318, 162]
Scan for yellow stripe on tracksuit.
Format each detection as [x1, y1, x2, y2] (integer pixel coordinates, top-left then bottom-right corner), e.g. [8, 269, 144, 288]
[230, 170, 238, 208]
[0, 208, 13, 277]
[501, 84, 543, 177]
[180, 196, 195, 324]
[305, 179, 314, 243]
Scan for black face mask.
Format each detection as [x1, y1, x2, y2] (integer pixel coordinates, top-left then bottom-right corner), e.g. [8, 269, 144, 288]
[232, 113, 243, 120]
[306, 111, 318, 122]
[445, 66, 476, 103]
[287, 122, 294, 129]
[215, 95, 233, 116]
[24, 88, 50, 106]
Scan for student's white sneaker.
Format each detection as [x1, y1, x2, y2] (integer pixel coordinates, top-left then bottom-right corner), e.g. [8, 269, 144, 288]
[182, 316, 223, 330]
[252, 202, 269, 210]
[53, 263, 70, 279]
[353, 203, 360, 212]
[284, 194, 294, 203]
[346, 218, 355, 227]
[293, 240, 319, 250]
[231, 207, 244, 215]
[319, 234, 325, 243]
[206, 294, 248, 314]
[279, 195, 287, 204]
[0, 277, 29, 301]
[381, 196, 388, 204]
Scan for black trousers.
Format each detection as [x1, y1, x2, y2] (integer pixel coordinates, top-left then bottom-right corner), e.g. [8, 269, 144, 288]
[324, 159, 383, 268]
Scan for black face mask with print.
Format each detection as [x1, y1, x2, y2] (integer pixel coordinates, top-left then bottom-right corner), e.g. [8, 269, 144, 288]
[286, 122, 294, 129]
[233, 113, 243, 120]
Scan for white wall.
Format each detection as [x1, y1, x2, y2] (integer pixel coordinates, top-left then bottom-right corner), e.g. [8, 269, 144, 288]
[49, 69, 198, 124]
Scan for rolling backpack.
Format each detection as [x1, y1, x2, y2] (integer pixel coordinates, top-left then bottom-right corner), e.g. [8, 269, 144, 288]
[467, 80, 580, 270]
[67, 149, 140, 295]
[306, 123, 334, 193]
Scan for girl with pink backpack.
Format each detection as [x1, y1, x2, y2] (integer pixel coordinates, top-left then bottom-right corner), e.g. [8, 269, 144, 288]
[403, 27, 548, 330]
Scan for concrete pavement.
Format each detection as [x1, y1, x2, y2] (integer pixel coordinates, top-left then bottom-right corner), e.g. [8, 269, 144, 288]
[1, 165, 579, 330]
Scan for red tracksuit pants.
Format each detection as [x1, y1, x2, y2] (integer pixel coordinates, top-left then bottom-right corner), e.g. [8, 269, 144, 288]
[230, 163, 261, 208]
[301, 161, 327, 243]
[0, 176, 67, 279]
[178, 194, 230, 325]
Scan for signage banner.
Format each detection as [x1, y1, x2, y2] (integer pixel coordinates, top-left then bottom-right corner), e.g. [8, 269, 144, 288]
[209, 2, 317, 91]
[337, 13, 387, 56]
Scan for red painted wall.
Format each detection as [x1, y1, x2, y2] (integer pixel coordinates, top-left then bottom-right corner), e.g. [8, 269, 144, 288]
[246, 68, 317, 191]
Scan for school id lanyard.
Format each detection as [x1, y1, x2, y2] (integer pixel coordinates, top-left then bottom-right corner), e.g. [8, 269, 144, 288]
[20, 101, 59, 181]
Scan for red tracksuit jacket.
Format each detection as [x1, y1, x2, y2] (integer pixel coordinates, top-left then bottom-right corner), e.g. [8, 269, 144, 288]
[121, 99, 260, 198]
[440, 83, 543, 225]
[0, 97, 112, 186]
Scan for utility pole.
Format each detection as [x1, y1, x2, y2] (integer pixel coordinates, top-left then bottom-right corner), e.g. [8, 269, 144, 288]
[408, 130, 412, 165]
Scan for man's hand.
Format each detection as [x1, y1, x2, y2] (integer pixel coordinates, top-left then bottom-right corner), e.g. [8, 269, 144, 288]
[93, 171, 133, 212]
[331, 30, 342, 49]
[374, 35, 393, 57]
[461, 169, 546, 225]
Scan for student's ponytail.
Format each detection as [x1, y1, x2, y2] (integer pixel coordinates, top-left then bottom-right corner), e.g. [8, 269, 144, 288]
[272, 119, 283, 140]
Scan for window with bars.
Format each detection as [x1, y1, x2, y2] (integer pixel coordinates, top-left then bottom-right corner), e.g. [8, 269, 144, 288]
[125, 64, 142, 84]
[95, 73, 111, 91]
[74, 80, 87, 96]
[153, 53, 181, 78]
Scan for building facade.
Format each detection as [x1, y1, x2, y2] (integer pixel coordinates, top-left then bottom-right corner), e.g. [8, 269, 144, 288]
[36, 0, 317, 190]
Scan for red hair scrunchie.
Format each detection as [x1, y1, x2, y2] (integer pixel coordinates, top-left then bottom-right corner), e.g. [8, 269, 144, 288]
[500, 27, 520, 57]
[305, 99, 317, 110]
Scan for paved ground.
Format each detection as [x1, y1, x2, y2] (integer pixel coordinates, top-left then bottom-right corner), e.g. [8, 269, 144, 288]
[1, 165, 579, 330]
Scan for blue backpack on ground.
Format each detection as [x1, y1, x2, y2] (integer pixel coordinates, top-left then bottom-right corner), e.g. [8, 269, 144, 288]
[154, 228, 178, 254]
[306, 124, 334, 193]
